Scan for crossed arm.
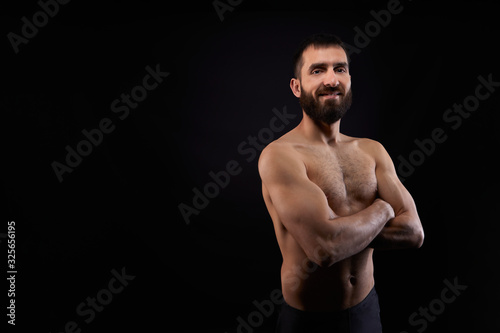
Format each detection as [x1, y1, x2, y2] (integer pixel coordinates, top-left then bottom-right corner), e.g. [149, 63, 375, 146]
[258, 141, 424, 267]
[370, 141, 425, 250]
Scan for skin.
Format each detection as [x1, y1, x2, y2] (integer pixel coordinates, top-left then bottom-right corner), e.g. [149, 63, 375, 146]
[258, 45, 424, 311]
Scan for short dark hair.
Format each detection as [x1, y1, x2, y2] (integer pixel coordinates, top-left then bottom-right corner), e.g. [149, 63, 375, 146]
[292, 33, 350, 79]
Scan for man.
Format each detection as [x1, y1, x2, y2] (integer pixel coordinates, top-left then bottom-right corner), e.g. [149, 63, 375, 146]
[258, 33, 424, 333]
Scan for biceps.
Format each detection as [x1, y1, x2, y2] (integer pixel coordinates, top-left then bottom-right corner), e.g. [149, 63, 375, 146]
[270, 180, 332, 226]
[376, 168, 417, 217]
[266, 178, 335, 250]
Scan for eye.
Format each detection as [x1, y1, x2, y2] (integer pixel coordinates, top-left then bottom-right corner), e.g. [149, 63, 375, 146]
[311, 69, 323, 75]
[335, 67, 347, 73]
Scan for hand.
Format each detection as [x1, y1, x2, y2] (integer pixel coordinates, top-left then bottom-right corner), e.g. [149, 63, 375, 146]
[374, 198, 395, 221]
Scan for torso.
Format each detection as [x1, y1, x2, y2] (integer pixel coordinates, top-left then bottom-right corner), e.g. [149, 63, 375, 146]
[262, 131, 379, 311]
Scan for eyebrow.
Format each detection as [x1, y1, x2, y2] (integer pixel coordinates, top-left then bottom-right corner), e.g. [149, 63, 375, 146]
[307, 61, 349, 72]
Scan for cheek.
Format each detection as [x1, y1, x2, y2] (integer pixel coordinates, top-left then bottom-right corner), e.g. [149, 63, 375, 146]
[300, 83, 315, 96]
[303, 76, 323, 89]
[343, 80, 351, 92]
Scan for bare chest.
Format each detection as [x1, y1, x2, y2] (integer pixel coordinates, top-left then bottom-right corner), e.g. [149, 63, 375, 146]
[302, 146, 377, 215]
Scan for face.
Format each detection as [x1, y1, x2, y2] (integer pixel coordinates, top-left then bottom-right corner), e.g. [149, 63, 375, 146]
[291, 45, 352, 125]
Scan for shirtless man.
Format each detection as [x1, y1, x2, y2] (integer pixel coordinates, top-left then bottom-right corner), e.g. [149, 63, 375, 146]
[258, 34, 424, 333]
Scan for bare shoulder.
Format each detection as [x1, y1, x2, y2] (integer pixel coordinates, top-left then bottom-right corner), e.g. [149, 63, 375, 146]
[355, 137, 386, 153]
[342, 135, 391, 162]
[258, 140, 298, 173]
[258, 132, 307, 181]
[350, 137, 394, 168]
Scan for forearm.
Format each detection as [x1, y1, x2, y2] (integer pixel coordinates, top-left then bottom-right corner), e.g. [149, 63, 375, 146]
[318, 199, 394, 266]
[369, 212, 424, 250]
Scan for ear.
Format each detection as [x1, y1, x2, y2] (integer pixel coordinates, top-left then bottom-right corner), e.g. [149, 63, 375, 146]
[290, 78, 301, 98]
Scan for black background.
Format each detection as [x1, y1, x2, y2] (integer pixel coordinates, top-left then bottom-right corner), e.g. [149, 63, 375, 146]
[3, 0, 500, 332]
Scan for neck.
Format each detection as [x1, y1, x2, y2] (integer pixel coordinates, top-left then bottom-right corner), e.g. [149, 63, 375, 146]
[298, 111, 342, 144]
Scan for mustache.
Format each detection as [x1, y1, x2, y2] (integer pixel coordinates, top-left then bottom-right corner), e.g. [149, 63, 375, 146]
[316, 85, 345, 96]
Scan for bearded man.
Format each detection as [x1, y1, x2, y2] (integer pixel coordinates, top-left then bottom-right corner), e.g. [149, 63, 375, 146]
[258, 33, 424, 333]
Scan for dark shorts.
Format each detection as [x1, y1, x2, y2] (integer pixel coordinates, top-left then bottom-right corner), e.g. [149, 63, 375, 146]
[276, 287, 382, 333]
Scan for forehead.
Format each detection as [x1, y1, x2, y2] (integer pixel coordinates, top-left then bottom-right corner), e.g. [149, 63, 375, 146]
[301, 45, 348, 68]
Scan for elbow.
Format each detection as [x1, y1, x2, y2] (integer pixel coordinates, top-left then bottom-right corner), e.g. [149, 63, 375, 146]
[310, 255, 339, 268]
[407, 225, 424, 249]
[414, 228, 424, 248]
[312, 255, 338, 268]
[400, 217, 424, 249]
[307, 237, 342, 268]
[410, 214, 425, 248]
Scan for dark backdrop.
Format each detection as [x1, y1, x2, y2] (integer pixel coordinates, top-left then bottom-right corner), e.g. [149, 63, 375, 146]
[3, 0, 500, 332]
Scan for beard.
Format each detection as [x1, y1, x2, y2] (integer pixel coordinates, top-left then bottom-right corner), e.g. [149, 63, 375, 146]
[299, 84, 352, 125]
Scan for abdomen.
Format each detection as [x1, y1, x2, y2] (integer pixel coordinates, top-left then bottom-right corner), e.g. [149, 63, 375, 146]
[280, 239, 374, 311]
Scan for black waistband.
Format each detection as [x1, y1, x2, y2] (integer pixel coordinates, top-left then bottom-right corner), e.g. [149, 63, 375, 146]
[281, 286, 378, 317]
[276, 287, 382, 333]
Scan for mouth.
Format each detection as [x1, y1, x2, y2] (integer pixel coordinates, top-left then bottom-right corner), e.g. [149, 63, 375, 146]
[318, 91, 342, 99]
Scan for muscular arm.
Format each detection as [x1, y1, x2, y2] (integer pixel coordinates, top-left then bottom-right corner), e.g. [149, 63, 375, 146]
[370, 141, 425, 250]
[258, 144, 394, 267]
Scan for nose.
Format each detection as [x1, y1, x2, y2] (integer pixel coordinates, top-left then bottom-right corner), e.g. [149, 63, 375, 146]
[323, 68, 339, 88]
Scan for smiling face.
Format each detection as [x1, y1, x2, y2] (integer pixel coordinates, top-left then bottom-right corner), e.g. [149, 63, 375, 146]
[291, 45, 352, 125]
